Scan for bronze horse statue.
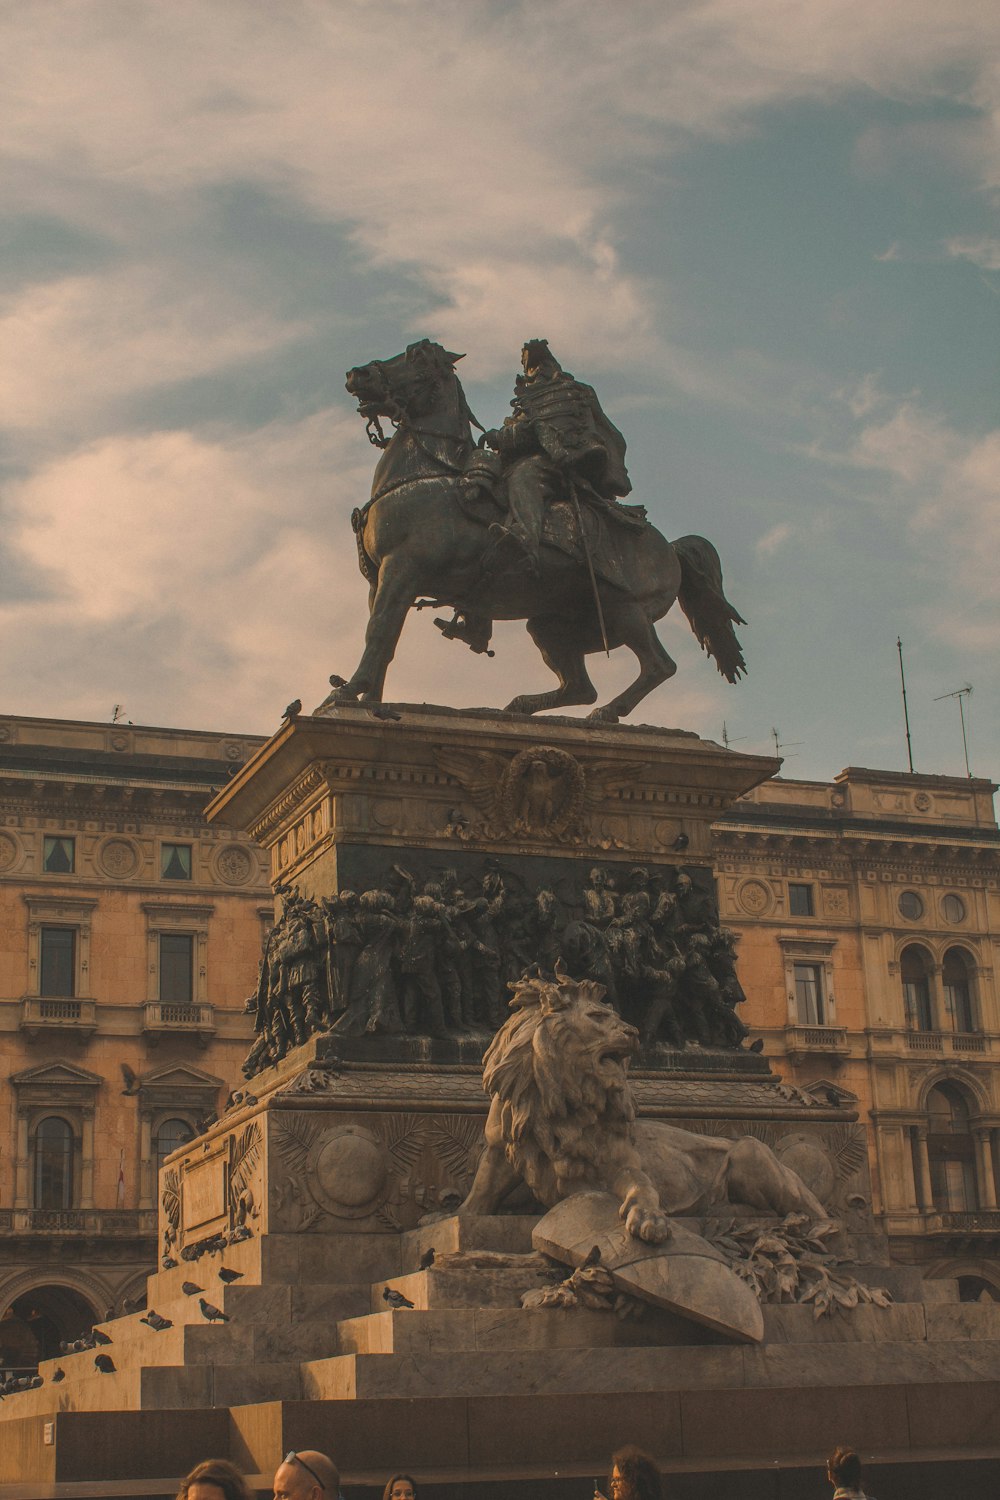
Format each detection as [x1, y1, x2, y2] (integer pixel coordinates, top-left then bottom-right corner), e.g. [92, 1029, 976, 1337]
[320, 339, 746, 724]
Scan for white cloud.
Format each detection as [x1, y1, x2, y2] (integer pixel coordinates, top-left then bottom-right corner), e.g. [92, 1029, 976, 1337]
[946, 235, 1000, 271]
[755, 523, 793, 558]
[0, 267, 306, 433]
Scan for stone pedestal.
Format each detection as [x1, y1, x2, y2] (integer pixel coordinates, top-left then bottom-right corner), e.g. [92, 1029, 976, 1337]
[205, 703, 779, 896]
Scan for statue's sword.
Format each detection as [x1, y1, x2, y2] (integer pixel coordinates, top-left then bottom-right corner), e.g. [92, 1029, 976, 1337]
[566, 476, 611, 656]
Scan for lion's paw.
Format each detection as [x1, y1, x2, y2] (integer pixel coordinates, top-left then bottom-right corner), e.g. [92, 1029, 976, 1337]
[624, 1203, 672, 1244]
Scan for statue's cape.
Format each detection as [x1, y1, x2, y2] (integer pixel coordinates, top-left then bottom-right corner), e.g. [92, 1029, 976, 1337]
[540, 495, 645, 592]
[515, 374, 632, 499]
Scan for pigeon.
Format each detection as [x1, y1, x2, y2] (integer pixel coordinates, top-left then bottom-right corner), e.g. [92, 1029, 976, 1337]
[162, 1256, 179, 1270]
[328, 673, 348, 688]
[383, 1287, 415, 1309]
[181, 1281, 203, 1297]
[282, 699, 302, 721]
[120, 1062, 140, 1096]
[580, 1245, 602, 1269]
[91, 1327, 112, 1346]
[748, 1038, 765, 1054]
[140, 1312, 172, 1332]
[30, 1375, 43, 1389]
[369, 704, 401, 721]
[217, 1267, 243, 1284]
[198, 1298, 229, 1323]
[671, 832, 690, 851]
[52, 1368, 66, 1383]
[229, 1226, 252, 1244]
[418, 1248, 435, 1270]
[94, 1354, 116, 1374]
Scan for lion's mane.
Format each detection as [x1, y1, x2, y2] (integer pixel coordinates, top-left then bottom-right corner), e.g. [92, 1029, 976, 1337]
[481, 972, 643, 1206]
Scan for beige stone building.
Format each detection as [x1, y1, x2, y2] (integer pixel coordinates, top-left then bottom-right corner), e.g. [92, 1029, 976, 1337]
[2, 711, 998, 1371]
[0, 715, 268, 1370]
[715, 765, 1000, 1296]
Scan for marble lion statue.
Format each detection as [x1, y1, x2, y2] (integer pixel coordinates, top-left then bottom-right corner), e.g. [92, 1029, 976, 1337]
[459, 969, 828, 1242]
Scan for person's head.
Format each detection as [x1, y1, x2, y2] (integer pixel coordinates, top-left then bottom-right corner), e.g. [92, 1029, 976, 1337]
[609, 1447, 662, 1500]
[272, 1451, 340, 1500]
[177, 1460, 255, 1500]
[827, 1449, 862, 1490]
[383, 1475, 418, 1500]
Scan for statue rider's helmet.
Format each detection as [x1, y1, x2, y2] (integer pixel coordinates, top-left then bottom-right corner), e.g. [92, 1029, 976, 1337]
[521, 339, 563, 377]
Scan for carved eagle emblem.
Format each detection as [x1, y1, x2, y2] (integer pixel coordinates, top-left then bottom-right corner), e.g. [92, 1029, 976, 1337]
[433, 744, 645, 840]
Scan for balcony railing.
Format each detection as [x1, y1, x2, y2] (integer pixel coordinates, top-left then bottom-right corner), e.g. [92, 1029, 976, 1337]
[937, 1210, 1000, 1234]
[952, 1032, 987, 1053]
[786, 1024, 849, 1058]
[142, 1002, 216, 1038]
[19, 996, 97, 1038]
[0, 1208, 156, 1236]
[905, 1030, 945, 1052]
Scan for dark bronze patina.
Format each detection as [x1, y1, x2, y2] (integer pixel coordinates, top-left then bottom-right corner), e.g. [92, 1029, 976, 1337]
[320, 339, 746, 724]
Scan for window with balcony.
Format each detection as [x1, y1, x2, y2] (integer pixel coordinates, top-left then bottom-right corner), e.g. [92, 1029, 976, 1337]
[160, 843, 192, 881]
[901, 944, 935, 1031]
[32, 1116, 76, 1210]
[927, 1083, 978, 1212]
[39, 928, 76, 998]
[943, 946, 977, 1034]
[155, 1116, 195, 1172]
[793, 962, 825, 1024]
[788, 882, 814, 917]
[159, 933, 194, 1006]
[42, 836, 75, 875]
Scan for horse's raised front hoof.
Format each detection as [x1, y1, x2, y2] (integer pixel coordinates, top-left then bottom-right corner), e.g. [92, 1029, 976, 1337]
[587, 704, 621, 725]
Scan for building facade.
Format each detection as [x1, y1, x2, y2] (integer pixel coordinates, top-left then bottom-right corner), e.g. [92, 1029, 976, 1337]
[0, 715, 268, 1368]
[715, 765, 1000, 1296]
[1, 714, 998, 1367]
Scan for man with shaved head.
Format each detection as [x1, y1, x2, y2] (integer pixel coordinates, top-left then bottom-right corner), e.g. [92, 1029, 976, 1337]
[272, 1451, 339, 1500]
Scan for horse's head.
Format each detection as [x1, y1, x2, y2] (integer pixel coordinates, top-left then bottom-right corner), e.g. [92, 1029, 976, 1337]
[346, 340, 465, 445]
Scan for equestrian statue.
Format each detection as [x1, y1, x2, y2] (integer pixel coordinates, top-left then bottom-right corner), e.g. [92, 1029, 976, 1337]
[319, 338, 746, 724]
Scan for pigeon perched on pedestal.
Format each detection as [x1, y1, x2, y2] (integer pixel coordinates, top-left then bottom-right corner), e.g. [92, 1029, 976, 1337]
[181, 1281, 203, 1297]
[94, 1354, 116, 1374]
[198, 1298, 229, 1323]
[383, 1287, 415, 1309]
[140, 1311, 173, 1332]
[217, 1266, 243, 1284]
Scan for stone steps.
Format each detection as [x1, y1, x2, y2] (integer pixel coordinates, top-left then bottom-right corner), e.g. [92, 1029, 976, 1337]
[301, 1335, 1000, 1402]
[336, 1306, 625, 1356]
[375, 1262, 545, 1312]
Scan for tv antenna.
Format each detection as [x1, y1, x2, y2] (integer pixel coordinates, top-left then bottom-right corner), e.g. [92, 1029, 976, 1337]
[933, 684, 973, 778]
[771, 727, 803, 760]
[111, 704, 124, 723]
[721, 721, 746, 750]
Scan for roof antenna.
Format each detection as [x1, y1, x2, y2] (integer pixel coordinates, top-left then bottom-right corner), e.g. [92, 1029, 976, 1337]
[896, 638, 915, 772]
[933, 684, 973, 778]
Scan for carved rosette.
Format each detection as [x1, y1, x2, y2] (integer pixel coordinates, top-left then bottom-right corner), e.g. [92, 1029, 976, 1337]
[270, 1108, 484, 1233]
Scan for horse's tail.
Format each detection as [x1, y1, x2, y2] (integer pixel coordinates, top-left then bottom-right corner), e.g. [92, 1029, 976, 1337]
[672, 534, 747, 683]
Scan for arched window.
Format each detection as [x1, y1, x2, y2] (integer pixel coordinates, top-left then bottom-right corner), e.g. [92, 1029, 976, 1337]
[926, 1082, 978, 1211]
[943, 947, 977, 1033]
[155, 1117, 194, 1173]
[901, 944, 935, 1031]
[32, 1117, 75, 1210]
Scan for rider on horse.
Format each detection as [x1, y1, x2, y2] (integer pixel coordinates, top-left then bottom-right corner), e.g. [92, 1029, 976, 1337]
[483, 339, 638, 576]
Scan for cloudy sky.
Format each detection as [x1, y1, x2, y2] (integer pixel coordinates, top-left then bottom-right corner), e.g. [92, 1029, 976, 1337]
[2, 0, 998, 784]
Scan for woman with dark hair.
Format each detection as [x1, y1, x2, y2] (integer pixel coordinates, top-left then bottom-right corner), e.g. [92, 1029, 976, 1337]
[176, 1459, 255, 1500]
[826, 1447, 875, 1500]
[382, 1476, 417, 1500]
[606, 1447, 663, 1500]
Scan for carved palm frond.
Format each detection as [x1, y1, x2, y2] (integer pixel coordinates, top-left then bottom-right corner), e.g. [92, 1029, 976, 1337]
[272, 1114, 323, 1174]
[829, 1124, 868, 1180]
[375, 1114, 425, 1171]
[230, 1122, 262, 1193]
[161, 1168, 181, 1228]
[427, 1115, 485, 1179]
